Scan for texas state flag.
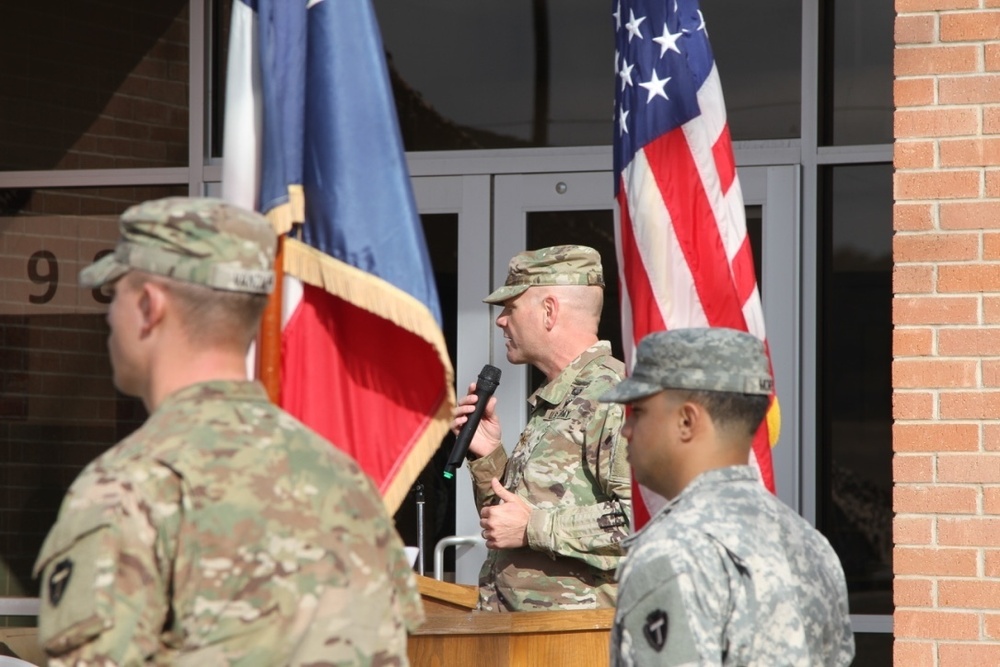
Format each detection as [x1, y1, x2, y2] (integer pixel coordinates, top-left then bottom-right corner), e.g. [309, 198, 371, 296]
[221, 0, 455, 513]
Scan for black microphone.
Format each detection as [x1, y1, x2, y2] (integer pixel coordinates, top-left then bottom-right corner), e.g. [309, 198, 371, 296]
[443, 364, 502, 480]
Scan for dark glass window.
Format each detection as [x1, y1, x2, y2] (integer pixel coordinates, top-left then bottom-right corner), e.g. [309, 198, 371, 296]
[0, 185, 187, 599]
[211, 1, 801, 151]
[702, 0, 801, 141]
[746, 205, 763, 296]
[853, 632, 894, 666]
[820, 0, 893, 145]
[0, 2, 190, 171]
[371, 1, 610, 150]
[368, 0, 800, 151]
[210, 0, 233, 159]
[819, 164, 893, 615]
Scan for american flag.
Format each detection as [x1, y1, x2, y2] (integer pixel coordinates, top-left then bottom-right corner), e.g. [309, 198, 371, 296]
[613, 0, 779, 527]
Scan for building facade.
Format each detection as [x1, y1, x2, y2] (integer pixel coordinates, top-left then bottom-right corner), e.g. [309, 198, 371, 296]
[0, 0, 972, 664]
[893, 0, 1000, 664]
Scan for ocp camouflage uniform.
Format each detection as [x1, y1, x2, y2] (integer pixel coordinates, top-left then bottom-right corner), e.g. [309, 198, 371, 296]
[34, 380, 423, 666]
[610, 466, 854, 666]
[470, 341, 631, 611]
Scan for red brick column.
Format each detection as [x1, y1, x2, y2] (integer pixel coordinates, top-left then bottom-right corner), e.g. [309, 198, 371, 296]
[894, 2, 1000, 664]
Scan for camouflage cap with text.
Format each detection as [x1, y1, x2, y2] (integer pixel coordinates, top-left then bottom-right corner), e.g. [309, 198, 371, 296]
[483, 245, 604, 304]
[600, 327, 773, 403]
[79, 197, 276, 294]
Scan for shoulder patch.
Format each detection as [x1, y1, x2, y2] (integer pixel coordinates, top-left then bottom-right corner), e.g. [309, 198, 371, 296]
[48, 559, 74, 607]
[643, 608, 668, 652]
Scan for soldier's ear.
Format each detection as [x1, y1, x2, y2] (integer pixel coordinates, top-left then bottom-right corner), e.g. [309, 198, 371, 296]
[138, 280, 168, 336]
[542, 294, 558, 330]
[677, 403, 699, 441]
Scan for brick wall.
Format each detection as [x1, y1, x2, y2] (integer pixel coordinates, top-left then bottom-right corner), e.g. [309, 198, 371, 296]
[0, 1, 189, 171]
[0, 0, 190, 602]
[0, 186, 182, 599]
[894, 1, 1000, 664]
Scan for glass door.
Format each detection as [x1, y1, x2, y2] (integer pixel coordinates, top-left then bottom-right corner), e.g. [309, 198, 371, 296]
[413, 166, 800, 585]
[410, 175, 491, 583]
[490, 167, 801, 513]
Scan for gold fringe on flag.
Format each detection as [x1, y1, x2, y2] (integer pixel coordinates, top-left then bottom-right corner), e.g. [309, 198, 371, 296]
[264, 185, 307, 236]
[766, 396, 781, 448]
[283, 237, 456, 514]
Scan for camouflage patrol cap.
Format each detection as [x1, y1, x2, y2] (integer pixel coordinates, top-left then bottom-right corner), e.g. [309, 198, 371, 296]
[600, 327, 773, 403]
[79, 197, 276, 294]
[483, 245, 605, 304]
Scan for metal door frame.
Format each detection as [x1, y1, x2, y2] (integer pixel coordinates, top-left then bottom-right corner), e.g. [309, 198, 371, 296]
[412, 162, 802, 585]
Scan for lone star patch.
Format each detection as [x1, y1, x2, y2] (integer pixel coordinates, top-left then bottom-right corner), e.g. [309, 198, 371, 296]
[48, 559, 74, 607]
[643, 609, 668, 652]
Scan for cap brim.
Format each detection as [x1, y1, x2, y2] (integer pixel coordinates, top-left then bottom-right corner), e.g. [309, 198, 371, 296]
[79, 253, 129, 289]
[483, 284, 530, 305]
[599, 377, 664, 404]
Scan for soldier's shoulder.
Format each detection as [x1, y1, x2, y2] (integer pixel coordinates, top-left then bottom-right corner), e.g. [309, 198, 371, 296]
[633, 509, 719, 566]
[585, 350, 626, 382]
[602, 354, 626, 377]
[577, 354, 625, 387]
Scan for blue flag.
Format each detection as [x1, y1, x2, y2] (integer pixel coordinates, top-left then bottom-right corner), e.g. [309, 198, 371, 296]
[223, 0, 455, 513]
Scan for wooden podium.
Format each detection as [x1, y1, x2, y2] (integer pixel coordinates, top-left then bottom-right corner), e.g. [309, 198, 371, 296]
[409, 576, 613, 667]
[0, 627, 43, 665]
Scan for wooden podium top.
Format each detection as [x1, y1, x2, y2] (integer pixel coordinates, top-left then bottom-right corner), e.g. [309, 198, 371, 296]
[413, 575, 614, 636]
[416, 574, 479, 610]
[410, 575, 614, 666]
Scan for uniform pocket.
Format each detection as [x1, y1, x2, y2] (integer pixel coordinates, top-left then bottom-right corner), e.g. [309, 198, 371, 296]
[33, 507, 118, 656]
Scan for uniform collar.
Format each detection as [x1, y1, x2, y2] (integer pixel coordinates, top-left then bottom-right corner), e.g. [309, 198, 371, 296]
[155, 379, 270, 413]
[624, 465, 760, 547]
[529, 341, 613, 408]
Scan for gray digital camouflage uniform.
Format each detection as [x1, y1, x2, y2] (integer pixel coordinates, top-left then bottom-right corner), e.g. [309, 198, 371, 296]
[470, 341, 631, 611]
[609, 466, 854, 666]
[35, 381, 424, 666]
[601, 328, 854, 666]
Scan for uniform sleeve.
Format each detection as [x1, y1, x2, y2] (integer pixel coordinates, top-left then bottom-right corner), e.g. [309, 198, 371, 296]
[525, 400, 631, 569]
[613, 553, 712, 667]
[315, 465, 425, 663]
[34, 469, 178, 665]
[468, 444, 510, 512]
[385, 522, 426, 633]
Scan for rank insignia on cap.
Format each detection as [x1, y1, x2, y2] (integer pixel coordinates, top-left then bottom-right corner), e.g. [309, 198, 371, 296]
[643, 609, 668, 651]
[48, 559, 74, 607]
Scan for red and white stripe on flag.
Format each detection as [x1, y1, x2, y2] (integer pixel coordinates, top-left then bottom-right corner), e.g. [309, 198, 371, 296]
[613, 0, 780, 529]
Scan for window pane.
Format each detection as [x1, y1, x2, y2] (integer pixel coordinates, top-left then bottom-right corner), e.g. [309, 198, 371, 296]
[702, 0, 801, 141]
[210, 0, 233, 159]
[820, 0, 893, 145]
[746, 205, 763, 297]
[853, 632, 893, 666]
[212, 1, 802, 152]
[0, 2, 190, 171]
[0, 185, 186, 597]
[818, 164, 893, 615]
[373, 1, 612, 150]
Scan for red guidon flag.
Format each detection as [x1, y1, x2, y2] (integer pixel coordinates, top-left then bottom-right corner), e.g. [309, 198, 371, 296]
[612, 0, 780, 528]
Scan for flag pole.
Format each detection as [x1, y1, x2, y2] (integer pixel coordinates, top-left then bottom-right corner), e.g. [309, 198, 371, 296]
[257, 235, 285, 404]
